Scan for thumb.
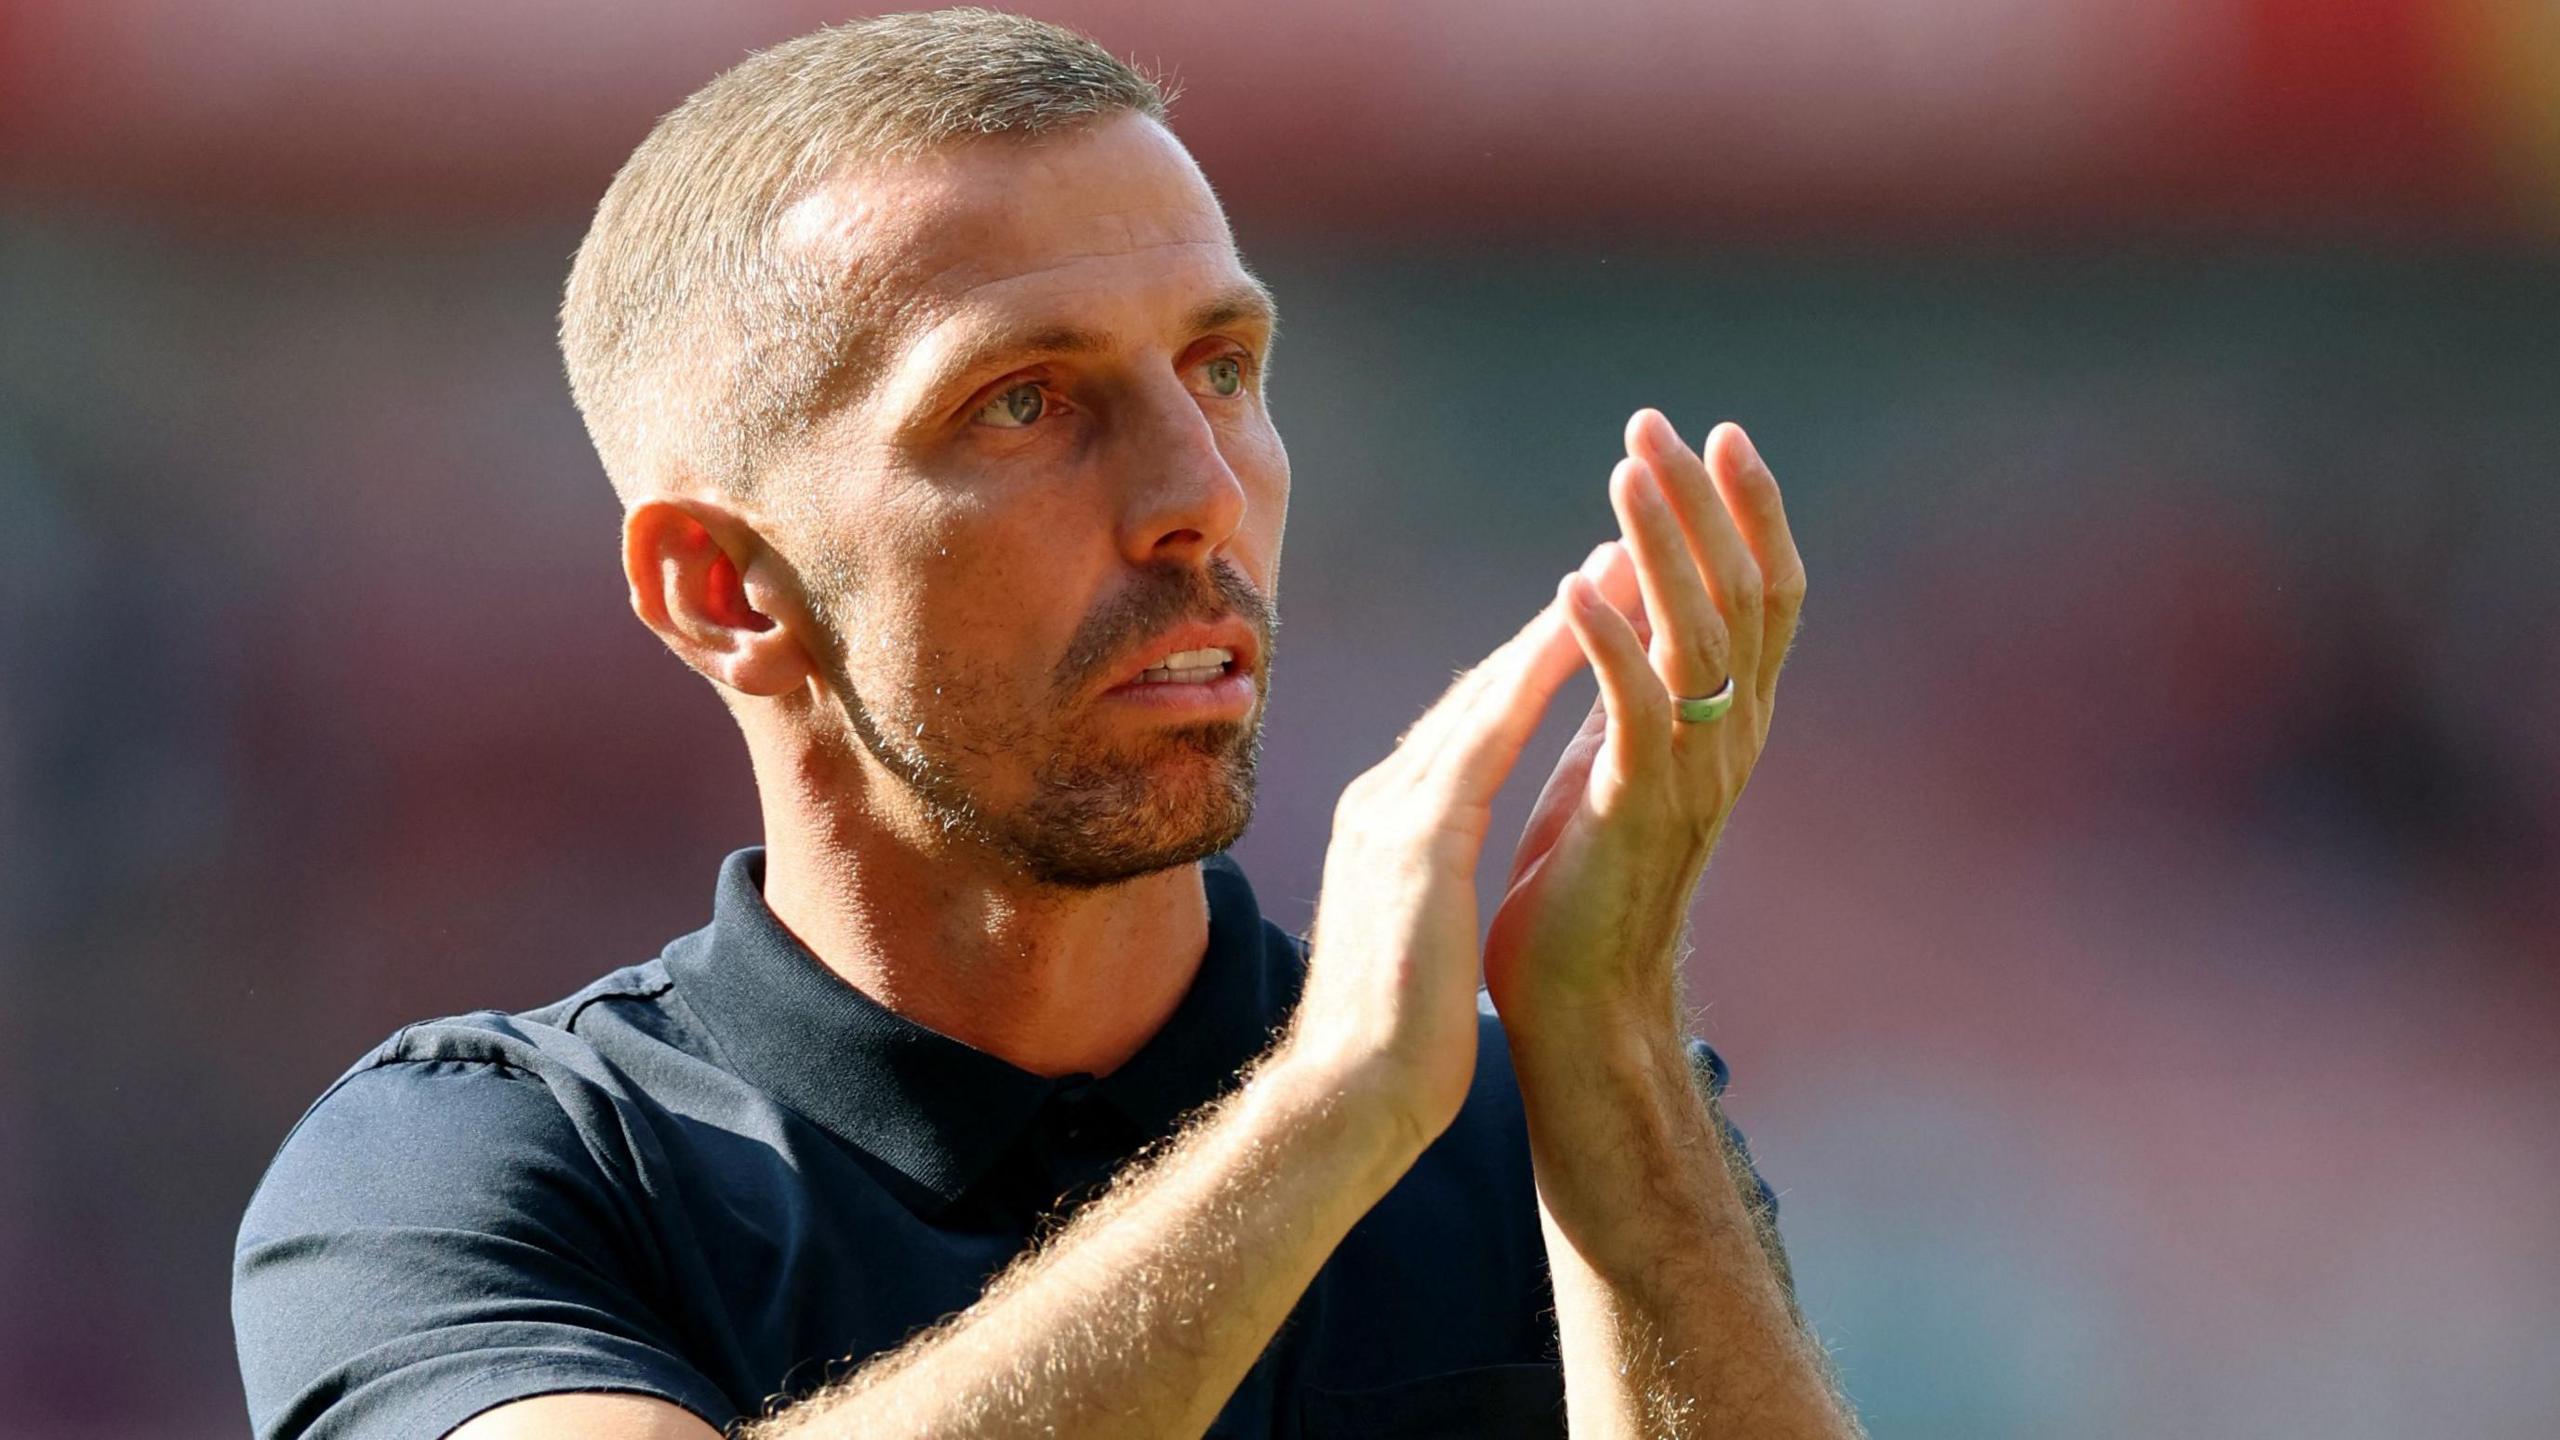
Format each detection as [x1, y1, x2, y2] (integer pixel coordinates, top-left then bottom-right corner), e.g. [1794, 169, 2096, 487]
[1505, 694, 1607, 887]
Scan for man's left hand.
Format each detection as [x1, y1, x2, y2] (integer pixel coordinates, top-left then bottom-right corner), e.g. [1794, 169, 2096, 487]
[1483, 410, 1806, 1039]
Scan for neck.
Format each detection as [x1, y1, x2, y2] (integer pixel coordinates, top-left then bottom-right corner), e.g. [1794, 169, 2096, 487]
[750, 736, 1212, 1080]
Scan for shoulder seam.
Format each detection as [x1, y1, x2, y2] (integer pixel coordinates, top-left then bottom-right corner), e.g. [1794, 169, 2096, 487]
[243, 1033, 555, 1211]
[559, 970, 677, 1034]
[362, 1051, 546, 1081]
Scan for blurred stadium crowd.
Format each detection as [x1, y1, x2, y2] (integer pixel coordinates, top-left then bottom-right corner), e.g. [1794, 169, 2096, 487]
[2, 2, 2555, 1435]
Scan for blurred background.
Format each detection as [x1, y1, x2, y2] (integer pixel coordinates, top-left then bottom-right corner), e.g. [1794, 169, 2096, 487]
[4, 1, 2557, 1435]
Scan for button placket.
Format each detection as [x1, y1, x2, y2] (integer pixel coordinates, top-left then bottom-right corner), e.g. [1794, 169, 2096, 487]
[1036, 1075, 1121, 1217]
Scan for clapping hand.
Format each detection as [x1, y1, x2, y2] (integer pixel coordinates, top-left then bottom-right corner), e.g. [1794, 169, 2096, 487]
[1483, 411, 1806, 1037]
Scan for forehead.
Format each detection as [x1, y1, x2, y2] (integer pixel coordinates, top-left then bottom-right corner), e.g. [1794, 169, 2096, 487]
[780, 114, 1249, 364]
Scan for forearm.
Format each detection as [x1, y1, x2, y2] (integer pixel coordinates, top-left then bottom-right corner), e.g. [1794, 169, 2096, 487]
[744, 587, 1597, 1440]
[1511, 1018, 1859, 1440]
[747, 1049, 1419, 1440]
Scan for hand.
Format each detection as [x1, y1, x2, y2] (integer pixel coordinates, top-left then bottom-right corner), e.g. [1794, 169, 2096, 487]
[1280, 592, 1590, 1151]
[1483, 411, 1806, 1036]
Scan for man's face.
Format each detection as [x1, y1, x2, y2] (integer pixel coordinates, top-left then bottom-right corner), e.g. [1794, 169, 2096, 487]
[768, 115, 1289, 890]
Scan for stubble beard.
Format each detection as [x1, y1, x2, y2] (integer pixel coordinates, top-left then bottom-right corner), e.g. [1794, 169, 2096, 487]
[817, 559, 1274, 891]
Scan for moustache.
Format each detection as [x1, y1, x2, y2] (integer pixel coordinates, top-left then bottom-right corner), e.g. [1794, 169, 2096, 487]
[1056, 558, 1274, 694]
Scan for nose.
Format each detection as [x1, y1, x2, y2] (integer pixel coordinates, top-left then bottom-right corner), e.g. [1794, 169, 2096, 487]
[1113, 380, 1246, 570]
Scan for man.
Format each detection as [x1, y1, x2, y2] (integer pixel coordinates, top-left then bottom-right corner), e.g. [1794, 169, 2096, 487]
[233, 11, 1856, 1438]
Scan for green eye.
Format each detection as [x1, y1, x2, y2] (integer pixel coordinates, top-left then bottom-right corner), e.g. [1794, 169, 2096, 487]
[1204, 356, 1243, 398]
[975, 383, 1045, 428]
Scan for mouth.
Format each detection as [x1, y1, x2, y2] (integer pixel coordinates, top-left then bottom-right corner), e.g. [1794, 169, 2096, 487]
[1097, 619, 1262, 720]
[1130, 645, 1238, 685]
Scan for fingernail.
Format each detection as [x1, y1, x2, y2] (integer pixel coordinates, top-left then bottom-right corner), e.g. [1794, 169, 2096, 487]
[1579, 542, 1615, 579]
[1732, 423, 1760, 465]
[1643, 410, 1680, 451]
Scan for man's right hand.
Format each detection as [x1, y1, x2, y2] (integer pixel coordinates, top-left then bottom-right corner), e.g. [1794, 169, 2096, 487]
[1279, 579, 1596, 1149]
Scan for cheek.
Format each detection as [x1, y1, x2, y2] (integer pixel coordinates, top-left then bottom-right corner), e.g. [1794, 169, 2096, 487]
[1247, 425, 1289, 507]
[871, 511, 1099, 695]
[799, 516, 955, 704]
[1229, 422, 1290, 583]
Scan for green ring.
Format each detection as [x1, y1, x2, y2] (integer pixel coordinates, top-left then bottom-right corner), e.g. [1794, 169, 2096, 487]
[1674, 678, 1736, 724]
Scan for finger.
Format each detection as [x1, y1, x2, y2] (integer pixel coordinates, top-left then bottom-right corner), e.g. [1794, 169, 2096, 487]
[1503, 692, 1606, 888]
[1705, 422, 1805, 705]
[1481, 538, 1621, 711]
[1395, 596, 1559, 755]
[1628, 409, 1762, 688]
[1583, 538, 1651, 647]
[1561, 570, 1671, 782]
[1501, 540, 1635, 880]
[1410, 591, 1591, 805]
[1608, 456, 1730, 705]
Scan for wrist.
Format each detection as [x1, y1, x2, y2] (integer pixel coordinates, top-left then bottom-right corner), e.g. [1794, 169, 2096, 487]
[1507, 1016, 1737, 1273]
[1253, 1039, 1437, 1190]
[1507, 1015, 1699, 1146]
[1499, 984, 1688, 1081]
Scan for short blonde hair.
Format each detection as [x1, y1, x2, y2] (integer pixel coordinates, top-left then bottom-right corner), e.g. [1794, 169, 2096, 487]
[559, 9, 1170, 501]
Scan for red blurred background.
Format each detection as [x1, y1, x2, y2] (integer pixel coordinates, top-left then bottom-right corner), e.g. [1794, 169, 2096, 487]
[2, 2, 2555, 1435]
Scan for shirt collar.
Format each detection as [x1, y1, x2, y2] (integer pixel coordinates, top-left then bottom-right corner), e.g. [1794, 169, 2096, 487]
[663, 847, 1299, 1217]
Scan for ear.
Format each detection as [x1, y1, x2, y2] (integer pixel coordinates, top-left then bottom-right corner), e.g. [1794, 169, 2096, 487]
[623, 497, 817, 699]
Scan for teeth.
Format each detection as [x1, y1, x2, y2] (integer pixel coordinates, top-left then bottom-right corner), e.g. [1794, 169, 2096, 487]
[1131, 646, 1234, 685]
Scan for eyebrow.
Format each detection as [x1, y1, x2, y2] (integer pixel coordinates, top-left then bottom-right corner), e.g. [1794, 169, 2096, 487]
[905, 277, 1282, 415]
[1185, 277, 1281, 341]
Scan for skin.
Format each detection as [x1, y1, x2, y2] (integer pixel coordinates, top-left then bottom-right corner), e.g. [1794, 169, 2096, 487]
[452, 111, 1860, 1439]
[624, 114, 1289, 1078]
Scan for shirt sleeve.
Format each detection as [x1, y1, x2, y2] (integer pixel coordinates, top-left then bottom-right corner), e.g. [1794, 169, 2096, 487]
[233, 1054, 738, 1440]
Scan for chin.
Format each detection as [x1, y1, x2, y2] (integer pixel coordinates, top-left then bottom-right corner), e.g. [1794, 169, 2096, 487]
[1008, 725, 1260, 891]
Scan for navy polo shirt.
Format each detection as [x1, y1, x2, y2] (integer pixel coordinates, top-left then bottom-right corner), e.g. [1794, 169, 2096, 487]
[233, 849, 1774, 1439]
